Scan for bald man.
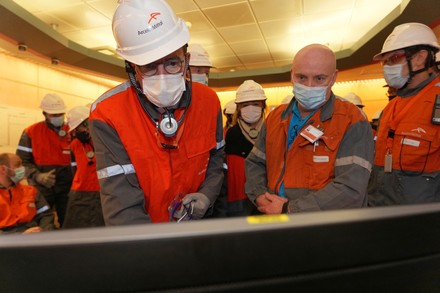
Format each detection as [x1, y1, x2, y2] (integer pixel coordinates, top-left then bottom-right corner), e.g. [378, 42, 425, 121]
[245, 44, 374, 214]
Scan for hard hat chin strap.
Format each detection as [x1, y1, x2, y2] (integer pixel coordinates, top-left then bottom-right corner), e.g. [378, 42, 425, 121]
[403, 47, 436, 89]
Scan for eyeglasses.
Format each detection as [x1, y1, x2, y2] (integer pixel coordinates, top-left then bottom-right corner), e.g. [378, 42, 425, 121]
[137, 57, 184, 77]
[382, 52, 407, 66]
[168, 196, 194, 222]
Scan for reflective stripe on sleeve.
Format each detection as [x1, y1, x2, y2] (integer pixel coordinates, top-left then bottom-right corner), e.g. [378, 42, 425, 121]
[217, 140, 225, 149]
[97, 164, 136, 180]
[71, 162, 77, 167]
[335, 155, 372, 172]
[17, 146, 32, 153]
[36, 205, 50, 215]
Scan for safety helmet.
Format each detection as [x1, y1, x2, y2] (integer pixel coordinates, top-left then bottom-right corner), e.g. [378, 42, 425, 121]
[112, 0, 190, 65]
[188, 44, 213, 67]
[40, 93, 66, 114]
[235, 80, 267, 104]
[373, 23, 440, 61]
[372, 109, 383, 121]
[224, 100, 237, 114]
[343, 92, 364, 108]
[67, 106, 90, 132]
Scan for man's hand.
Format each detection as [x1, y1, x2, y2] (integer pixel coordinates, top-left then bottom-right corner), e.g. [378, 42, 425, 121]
[22, 226, 42, 234]
[256, 192, 288, 214]
[35, 169, 56, 188]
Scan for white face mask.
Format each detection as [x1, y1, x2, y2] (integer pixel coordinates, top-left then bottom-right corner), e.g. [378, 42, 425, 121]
[241, 105, 262, 124]
[293, 83, 328, 110]
[142, 74, 186, 108]
[192, 73, 209, 86]
[6, 166, 26, 184]
[383, 64, 409, 89]
[49, 116, 65, 127]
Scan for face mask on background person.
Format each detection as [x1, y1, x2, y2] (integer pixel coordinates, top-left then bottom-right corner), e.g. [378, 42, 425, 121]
[76, 131, 91, 143]
[383, 64, 409, 89]
[241, 105, 262, 124]
[7, 166, 26, 184]
[49, 116, 65, 127]
[142, 74, 186, 108]
[192, 73, 209, 86]
[293, 83, 328, 110]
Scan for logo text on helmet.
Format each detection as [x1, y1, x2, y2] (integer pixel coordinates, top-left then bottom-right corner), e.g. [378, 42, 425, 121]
[148, 12, 161, 24]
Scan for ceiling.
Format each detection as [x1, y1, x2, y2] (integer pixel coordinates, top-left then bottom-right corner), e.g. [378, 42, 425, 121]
[1, 0, 439, 88]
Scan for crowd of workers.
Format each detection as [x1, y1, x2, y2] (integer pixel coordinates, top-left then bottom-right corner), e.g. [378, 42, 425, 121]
[1, 0, 439, 233]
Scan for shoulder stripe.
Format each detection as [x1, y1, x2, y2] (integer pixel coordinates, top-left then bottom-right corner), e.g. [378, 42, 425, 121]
[17, 146, 32, 153]
[335, 155, 372, 172]
[91, 81, 131, 112]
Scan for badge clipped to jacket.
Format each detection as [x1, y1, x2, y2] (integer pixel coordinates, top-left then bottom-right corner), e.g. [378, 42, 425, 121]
[300, 125, 323, 144]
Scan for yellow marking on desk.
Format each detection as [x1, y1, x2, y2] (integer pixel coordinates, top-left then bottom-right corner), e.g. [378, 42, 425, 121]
[246, 214, 289, 224]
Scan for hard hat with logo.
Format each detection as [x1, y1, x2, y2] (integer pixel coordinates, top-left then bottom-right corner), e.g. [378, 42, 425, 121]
[224, 100, 237, 114]
[40, 93, 66, 114]
[112, 0, 190, 66]
[188, 44, 213, 67]
[343, 92, 364, 108]
[235, 80, 267, 104]
[373, 23, 440, 61]
[67, 105, 90, 132]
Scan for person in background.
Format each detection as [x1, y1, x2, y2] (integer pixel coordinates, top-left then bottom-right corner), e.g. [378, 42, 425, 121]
[188, 43, 213, 86]
[16, 93, 72, 227]
[0, 153, 54, 234]
[245, 44, 374, 214]
[370, 109, 383, 140]
[63, 106, 104, 229]
[223, 100, 236, 134]
[343, 92, 367, 118]
[225, 80, 267, 217]
[368, 22, 440, 206]
[89, 0, 224, 225]
[383, 85, 397, 101]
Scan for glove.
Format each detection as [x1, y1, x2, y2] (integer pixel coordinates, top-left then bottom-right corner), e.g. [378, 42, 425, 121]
[35, 169, 56, 188]
[181, 192, 210, 220]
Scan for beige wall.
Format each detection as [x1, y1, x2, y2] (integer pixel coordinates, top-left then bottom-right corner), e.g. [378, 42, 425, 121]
[0, 51, 121, 153]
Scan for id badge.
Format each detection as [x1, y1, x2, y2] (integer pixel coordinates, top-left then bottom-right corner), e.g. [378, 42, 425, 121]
[384, 153, 392, 173]
[300, 125, 323, 144]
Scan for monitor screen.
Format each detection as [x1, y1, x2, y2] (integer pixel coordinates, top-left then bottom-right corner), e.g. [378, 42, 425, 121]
[1, 203, 440, 293]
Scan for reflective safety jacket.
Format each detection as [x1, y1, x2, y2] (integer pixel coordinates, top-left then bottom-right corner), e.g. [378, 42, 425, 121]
[70, 139, 100, 192]
[90, 81, 225, 224]
[0, 183, 53, 231]
[16, 121, 73, 194]
[369, 76, 440, 205]
[245, 94, 374, 212]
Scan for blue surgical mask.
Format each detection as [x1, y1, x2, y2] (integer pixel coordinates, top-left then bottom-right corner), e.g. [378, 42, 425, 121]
[7, 166, 26, 184]
[192, 73, 209, 86]
[50, 116, 65, 127]
[293, 83, 328, 110]
[383, 64, 409, 89]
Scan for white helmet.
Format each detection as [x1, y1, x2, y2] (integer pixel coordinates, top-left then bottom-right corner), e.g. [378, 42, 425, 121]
[112, 0, 190, 65]
[372, 109, 383, 121]
[188, 44, 213, 67]
[40, 93, 66, 114]
[67, 106, 90, 132]
[224, 100, 236, 114]
[373, 23, 440, 61]
[235, 80, 267, 104]
[343, 92, 364, 108]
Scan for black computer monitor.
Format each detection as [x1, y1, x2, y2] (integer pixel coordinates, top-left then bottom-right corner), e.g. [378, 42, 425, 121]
[1, 203, 440, 293]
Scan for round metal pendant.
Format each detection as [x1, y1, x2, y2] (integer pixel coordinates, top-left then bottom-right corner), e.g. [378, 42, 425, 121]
[86, 151, 95, 159]
[248, 128, 259, 139]
[58, 130, 66, 137]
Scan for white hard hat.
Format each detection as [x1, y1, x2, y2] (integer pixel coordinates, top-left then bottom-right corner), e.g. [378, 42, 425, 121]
[224, 100, 236, 114]
[67, 106, 90, 132]
[40, 93, 66, 114]
[373, 23, 440, 61]
[372, 109, 383, 120]
[235, 80, 267, 104]
[281, 94, 293, 104]
[343, 92, 364, 107]
[112, 0, 190, 65]
[188, 44, 213, 67]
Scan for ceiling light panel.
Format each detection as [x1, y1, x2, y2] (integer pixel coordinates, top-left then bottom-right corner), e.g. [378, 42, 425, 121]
[203, 2, 255, 28]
